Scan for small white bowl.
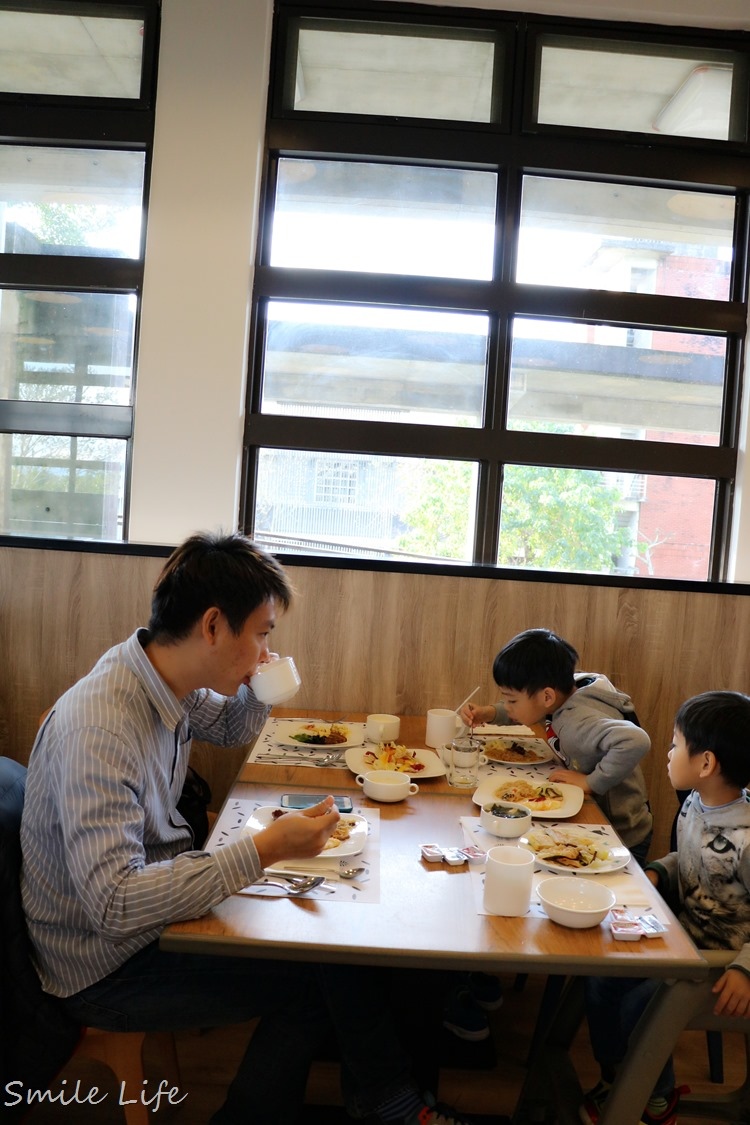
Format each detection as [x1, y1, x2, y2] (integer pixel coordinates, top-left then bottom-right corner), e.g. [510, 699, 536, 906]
[537, 877, 616, 929]
[480, 801, 532, 838]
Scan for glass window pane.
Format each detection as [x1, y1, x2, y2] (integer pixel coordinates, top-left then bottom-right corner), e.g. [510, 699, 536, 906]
[0, 10, 144, 99]
[508, 319, 725, 444]
[2, 433, 125, 539]
[537, 37, 746, 142]
[261, 302, 488, 426]
[271, 159, 497, 280]
[255, 449, 478, 562]
[517, 176, 733, 300]
[0, 290, 135, 405]
[292, 19, 496, 123]
[499, 465, 714, 580]
[0, 146, 145, 259]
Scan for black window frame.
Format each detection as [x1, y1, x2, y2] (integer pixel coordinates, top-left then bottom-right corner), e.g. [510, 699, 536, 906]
[243, 0, 750, 583]
[0, 0, 160, 543]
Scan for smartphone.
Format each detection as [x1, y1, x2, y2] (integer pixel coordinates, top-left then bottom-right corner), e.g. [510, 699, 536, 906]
[279, 793, 354, 812]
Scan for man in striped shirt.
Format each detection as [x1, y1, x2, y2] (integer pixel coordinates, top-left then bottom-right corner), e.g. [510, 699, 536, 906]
[20, 533, 474, 1125]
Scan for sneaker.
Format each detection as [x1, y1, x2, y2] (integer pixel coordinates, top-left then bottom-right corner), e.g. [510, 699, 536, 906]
[579, 1079, 610, 1125]
[580, 1082, 690, 1125]
[442, 989, 490, 1041]
[639, 1085, 690, 1125]
[466, 971, 504, 1011]
[407, 1093, 476, 1125]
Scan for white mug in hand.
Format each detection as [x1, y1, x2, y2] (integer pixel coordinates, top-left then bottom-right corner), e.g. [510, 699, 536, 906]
[249, 655, 301, 705]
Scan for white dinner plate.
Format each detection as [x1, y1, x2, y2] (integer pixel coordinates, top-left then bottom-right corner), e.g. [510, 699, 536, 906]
[243, 805, 368, 858]
[271, 719, 365, 750]
[472, 771, 584, 819]
[477, 735, 554, 766]
[344, 745, 446, 778]
[526, 826, 631, 875]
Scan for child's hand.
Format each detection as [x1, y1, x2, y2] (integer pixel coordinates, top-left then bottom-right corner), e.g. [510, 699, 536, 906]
[460, 703, 495, 728]
[548, 767, 591, 795]
[712, 967, 750, 1018]
[645, 869, 659, 886]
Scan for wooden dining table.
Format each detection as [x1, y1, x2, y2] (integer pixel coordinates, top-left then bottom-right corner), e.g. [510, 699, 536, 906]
[161, 710, 709, 1125]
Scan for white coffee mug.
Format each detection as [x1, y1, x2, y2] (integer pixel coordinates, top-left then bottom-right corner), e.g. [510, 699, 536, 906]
[355, 770, 418, 802]
[425, 708, 466, 748]
[249, 655, 302, 705]
[483, 844, 535, 916]
[365, 713, 401, 743]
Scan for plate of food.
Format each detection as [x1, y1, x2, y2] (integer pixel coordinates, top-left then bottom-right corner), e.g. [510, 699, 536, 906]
[272, 720, 365, 750]
[345, 743, 445, 778]
[243, 806, 368, 857]
[526, 825, 631, 874]
[472, 772, 583, 818]
[478, 735, 553, 766]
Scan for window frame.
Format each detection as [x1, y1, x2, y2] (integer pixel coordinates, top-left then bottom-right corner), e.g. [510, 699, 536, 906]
[243, 0, 750, 583]
[0, 0, 160, 543]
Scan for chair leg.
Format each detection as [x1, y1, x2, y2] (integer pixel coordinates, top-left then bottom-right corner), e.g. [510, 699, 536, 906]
[706, 1029, 724, 1083]
[75, 1029, 156, 1125]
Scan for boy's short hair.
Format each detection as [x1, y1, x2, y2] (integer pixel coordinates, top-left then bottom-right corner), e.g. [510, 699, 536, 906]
[492, 628, 579, 695]
[675, 690, 750, 790]
[148, 532, 293, 642]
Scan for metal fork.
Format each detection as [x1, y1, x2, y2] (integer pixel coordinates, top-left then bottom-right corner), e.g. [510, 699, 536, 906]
[312, 747, 348, 766]
[258, 874, 325, 895]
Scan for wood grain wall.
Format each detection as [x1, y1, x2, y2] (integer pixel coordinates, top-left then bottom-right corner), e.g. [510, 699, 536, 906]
[3, 543, 749, 859]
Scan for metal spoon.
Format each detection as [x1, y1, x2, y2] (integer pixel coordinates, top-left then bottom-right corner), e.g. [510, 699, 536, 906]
[258, 874, 325, 895]
[338, 865, 365, 879]
[313, 747, 348, 767]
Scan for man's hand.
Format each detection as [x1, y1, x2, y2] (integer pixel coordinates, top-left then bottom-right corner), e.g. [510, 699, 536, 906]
[712, 967, 750, 1018]
[460, 703, 495, 728]
[253, 796, 340, 868]
[548, 767, 591, 794]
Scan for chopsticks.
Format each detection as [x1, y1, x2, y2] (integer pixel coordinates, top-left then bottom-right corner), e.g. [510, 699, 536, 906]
[454, 685, 481, 716]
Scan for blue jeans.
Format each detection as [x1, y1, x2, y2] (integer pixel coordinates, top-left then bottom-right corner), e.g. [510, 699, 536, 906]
[62, 942, 414, 1123]
[585, 975, 674, 1099]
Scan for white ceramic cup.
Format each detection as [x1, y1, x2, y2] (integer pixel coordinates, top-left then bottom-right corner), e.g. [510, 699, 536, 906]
[355, 770, 419, 802]
[365, 713, 401, 743]
[483, 844, 535, 916]
[448, 736, 482, 789]
[249, 655, 302, 705]
[425, 708, 466, 749]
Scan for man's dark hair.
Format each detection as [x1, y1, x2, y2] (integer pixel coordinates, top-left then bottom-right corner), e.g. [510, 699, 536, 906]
[492, 628, 579, 695]
[148, 532, 293, 642]
[675, 690, 750, 789]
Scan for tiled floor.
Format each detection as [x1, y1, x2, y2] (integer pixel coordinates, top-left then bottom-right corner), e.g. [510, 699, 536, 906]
[24, 972, 745, 1124]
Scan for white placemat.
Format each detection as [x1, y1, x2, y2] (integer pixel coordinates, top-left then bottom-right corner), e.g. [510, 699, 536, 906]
[460, 817, 661, 917]
[247, 717, 367, 768]
[207, 797, 380, 902]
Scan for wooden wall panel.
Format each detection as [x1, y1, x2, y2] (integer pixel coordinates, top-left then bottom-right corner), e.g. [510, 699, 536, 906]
[3, 544, 749, 859]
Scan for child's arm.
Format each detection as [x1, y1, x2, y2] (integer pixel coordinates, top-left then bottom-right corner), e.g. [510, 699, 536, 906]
[460, 702, 498, 727]
[712, 968, 750, 1017]
[553, 712, 650, 795]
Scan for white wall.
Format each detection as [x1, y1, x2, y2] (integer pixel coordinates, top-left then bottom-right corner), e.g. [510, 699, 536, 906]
[129, 0, 273, 543]
[130, 0, 750, 578]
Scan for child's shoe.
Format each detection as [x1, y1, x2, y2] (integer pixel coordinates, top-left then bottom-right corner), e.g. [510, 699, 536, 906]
[639, 1085, 690, 1125]
[441, 989, 490, 1041]
[466, 971, 504, 1011]
[579, 1079, 610, 1124]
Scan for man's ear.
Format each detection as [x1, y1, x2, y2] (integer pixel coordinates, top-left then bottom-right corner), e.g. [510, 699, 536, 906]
[202, 607, 221, 643]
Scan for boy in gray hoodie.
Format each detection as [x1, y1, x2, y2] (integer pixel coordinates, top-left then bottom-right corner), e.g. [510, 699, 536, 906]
[581, 689, 750, 1125]
[461, 627, 653, 862]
